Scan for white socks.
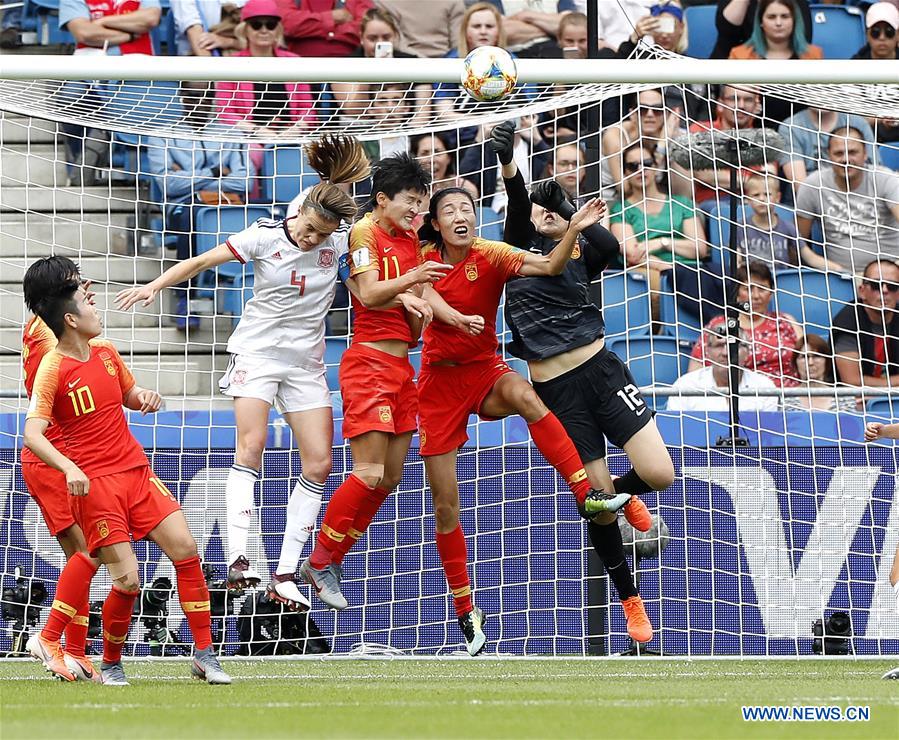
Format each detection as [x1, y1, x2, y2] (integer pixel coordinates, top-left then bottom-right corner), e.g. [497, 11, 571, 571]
[276, 475, 325, 576]
[226, 464, 259, 566]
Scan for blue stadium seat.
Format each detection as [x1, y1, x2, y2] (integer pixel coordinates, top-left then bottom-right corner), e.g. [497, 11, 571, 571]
[260, 146, 322, 206]
[809, 4, 866, 59]
[220, 272, 254, 323]
[658, 270, 703, 343]
[477, 207, 504, 241]
[878, 143, 899, 172]
[684, 5, 717, 59]
[866, 397, 899, 417]
[193, 205, 272, 287]
[600, 270, 651, 337]
[324, 338, 351, 391]
[773, 268, 856, 338]
[604, 334, 691, 387]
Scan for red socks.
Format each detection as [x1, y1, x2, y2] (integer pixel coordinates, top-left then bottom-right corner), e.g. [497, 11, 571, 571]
[332, 486, 391, 565]
[528, 412, 591, 503]
[42, 551, 97, 644]
[64, 602, 90, 658]
[174, 555, 212, 651]
[435, 525, 472, 617]
[102, 586, 138, 664]
[310, 474, 372, 569]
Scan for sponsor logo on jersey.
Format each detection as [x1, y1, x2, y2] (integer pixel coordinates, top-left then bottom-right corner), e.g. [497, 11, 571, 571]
[232, 370, 247, 386]
[318, 248, 335, 268]
[465, 261, 478, 281]
[378, 405, 392, 423]
[571, 244, 581, 259]
[67, 377, 82, 389]
[272, 251, 282, 260]
[99, 350, 111, 360]
[352, 247, 371, 268]
[97, 520, 109, 539]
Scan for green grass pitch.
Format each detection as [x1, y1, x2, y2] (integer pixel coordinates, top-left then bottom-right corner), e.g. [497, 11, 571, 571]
[1, 658, 897, 739]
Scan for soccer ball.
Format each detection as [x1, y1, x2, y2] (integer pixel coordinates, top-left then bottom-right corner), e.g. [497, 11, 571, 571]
[619, 514, 670, 561]
[461, 45, 518, 102]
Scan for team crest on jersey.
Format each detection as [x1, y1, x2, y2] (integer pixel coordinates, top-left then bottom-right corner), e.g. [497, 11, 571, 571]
[465, 261, 478, 281]
[378, 405, 392, 423]
[97, 520, 109, 539]
[419, 429, 427, 447]
[232, 370, 247, 386]
[318, 249, 335, 268]
[571, 244, 581, 259]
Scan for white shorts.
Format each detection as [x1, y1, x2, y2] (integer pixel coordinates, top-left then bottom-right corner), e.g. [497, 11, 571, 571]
[219, 354, 331, 414]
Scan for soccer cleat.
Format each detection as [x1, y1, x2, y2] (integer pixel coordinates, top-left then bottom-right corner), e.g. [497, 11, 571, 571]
[883, 666, 899, 680]
[26, 633, 76, 682]
[458, 606, 488, 656]
[299, 558, 348, 610]
[621, 595, 653, 643]
[100, 661, 129, 686]
[191, 646, 232, 685]
[577, 490, 631, 520]
[623, 496, 653, 532]
[227, 555, 262, 591]
[64, 653, 102, 683]
[266, 574, 311, 612]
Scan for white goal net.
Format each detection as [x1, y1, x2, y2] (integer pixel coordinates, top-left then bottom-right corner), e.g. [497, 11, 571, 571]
[1, 50, 897, 658]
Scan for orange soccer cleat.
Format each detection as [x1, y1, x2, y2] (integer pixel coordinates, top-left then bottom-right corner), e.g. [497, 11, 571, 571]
[621, 595, 654, 644]
[26, 633, 76, 682]
[623, 496, 652, 533]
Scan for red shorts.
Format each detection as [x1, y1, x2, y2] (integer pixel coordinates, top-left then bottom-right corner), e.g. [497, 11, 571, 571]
[339, 344, 418, 440]
[71, 466, 181, 555]
[21, 461, 76, 536]
[418, 356, 514, 456]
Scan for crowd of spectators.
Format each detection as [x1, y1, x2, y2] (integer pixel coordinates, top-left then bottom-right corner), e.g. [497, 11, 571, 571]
[2, 0, 898, 409]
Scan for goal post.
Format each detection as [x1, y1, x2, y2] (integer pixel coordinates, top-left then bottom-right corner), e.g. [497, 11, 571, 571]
[0, 50, 897, 658]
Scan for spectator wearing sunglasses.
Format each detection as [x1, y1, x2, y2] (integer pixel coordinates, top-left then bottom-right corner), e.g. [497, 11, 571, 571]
[852, 2, 898, 60]
[832, 259, 899, 389]
[795, 126, 899, 275]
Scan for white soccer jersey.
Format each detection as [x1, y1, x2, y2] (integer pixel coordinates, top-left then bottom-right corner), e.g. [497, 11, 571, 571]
[225, 217, 348, 367]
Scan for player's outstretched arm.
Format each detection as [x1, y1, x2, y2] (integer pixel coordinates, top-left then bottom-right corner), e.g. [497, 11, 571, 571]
[353, 261, 452, 308]
[865, 422, 899, 441]
[123, 386, 163, 415]
[517, 198, 607, 277]
[23, 418, 90, 496]
[115, 244, 237, 310]
[422, 285, 485, 335]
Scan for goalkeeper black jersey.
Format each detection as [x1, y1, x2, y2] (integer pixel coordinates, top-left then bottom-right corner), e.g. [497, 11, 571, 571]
[502, 171, 619, 361]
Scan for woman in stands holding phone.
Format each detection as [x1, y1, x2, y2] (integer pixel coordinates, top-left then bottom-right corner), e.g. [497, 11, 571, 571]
[116, 135, 371, 612]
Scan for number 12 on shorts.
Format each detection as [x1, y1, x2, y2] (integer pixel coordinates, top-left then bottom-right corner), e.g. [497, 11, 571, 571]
[617, 384, 646, 416]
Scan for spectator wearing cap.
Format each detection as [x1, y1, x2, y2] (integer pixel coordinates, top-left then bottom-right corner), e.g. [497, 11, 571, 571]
[216, 0, 316, 139]
[276, 0, 372, 58]
[853, 2, 899, 60]
[668, 325, 779, 412]
[617, 1, 689, 56]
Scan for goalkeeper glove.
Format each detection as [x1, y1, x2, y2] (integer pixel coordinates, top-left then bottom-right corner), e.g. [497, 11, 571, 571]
[489, 120, 516, 165]
[530, 180, 576, 221]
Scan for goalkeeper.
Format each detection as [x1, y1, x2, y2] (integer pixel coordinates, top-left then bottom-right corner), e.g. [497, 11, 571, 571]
[490, 120, 675, 644]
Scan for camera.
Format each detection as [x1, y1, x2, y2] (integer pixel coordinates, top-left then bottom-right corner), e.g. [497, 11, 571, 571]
[1, 567, 47, 656]
[138, 576, 185, 656]
[812, 611, 852, 655]
[202, 563, 238, 648]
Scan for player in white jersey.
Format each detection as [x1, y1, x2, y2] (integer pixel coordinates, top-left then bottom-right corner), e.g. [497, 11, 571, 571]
[117, 135, 370, 610]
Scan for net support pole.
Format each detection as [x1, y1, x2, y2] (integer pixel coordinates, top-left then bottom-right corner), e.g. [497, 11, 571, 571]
[583, 0, 602, 198]
[717, 155, 750, 448]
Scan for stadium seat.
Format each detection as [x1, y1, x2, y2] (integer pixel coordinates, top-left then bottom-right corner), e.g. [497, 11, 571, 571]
[809, 4, 866, 59]
[324, 338, 351, 391]
[604, 333, 691, 388]
[878, 143, 899, 172]
[194, 205, 272, 287]
[600, 270, 652, 338]
[220, 272, 254, 323]
[260, 146, 322, 206]
[772, 268, 856, 338]
[658, 270, 703, 343]
[866, 397, 899, 417]
[477, 207, 504, 241]
[684, 5, 717, 59]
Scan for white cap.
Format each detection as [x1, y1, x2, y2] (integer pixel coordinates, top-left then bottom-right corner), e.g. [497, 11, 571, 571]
[866, 2, 899, 30]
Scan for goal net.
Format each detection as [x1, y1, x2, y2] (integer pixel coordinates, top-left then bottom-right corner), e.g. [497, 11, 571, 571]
[1, 49, 897, 658]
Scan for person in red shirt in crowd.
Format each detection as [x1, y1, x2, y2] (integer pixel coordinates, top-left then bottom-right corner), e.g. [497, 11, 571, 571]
[22, 258, 230, 687]
[416, 189, 631, 655]
[276, 0, 373, 57]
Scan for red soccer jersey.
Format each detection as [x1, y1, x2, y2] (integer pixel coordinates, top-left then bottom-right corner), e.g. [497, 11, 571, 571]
[26, 340, 148, 478]
[421, 238, 526, 365]
[21, 316, 65, 464]
[348, 212, 422, 345]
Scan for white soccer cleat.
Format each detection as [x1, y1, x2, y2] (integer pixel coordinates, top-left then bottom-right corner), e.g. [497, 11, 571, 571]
[64, 653, 102, 683]
[265, 575, 311, 612]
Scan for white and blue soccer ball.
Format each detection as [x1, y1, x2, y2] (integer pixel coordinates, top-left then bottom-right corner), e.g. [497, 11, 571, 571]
[461, 45, 518, 102]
